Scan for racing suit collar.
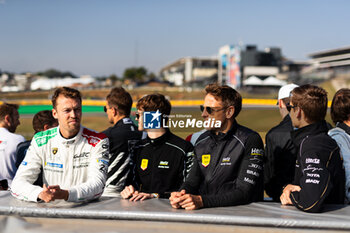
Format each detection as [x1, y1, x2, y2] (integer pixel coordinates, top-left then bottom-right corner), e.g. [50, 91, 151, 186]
[147, 129, 171, 146]
[57, 125, 83, 145]
[337, 122, 350, 135]
[290, 120, 329, 147]
[210, 120, 238, 141]
[115, 117, 133, 127]
[281, 114, 292, 124]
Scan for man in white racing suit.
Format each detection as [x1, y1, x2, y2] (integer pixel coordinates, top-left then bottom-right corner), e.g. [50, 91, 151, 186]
[11, 87, 109, 203]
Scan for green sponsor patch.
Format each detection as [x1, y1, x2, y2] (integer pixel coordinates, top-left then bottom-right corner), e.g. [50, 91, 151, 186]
[34, 128, 58, 147]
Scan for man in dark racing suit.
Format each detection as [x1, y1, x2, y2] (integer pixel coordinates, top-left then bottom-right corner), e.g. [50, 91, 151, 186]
[264, 84, 298, 201]
[170, 84, 264, 209]
[121, 94, 194, 201]
[102, 87, 145, 197]
[280, 84, 345, 213]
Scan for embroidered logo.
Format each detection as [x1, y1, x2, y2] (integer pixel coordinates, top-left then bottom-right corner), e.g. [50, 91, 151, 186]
[202, 154, 211, 167]
[141, 159, 149, 170]
[52, 147, 58, 155]
[158, 161, 169, 169]
[221, 157, 231, 166]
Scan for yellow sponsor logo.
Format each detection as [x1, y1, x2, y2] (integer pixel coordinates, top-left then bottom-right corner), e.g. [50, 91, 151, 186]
[202, 154, 211, 167]
[141, 159, 148, 170]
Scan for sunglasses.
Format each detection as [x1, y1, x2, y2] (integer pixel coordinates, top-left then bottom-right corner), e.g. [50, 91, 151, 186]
[200, 105, 226, 115]
[103, 106, 107, 112]
[286, 103, 297, 112]
[135, 112, 141, 119]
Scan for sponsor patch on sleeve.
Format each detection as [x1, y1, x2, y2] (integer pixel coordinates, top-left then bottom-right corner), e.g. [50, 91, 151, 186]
[251, 148, 264, 156]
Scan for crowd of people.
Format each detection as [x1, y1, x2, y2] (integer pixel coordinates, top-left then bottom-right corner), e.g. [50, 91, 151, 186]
[0, 83, 349, 213]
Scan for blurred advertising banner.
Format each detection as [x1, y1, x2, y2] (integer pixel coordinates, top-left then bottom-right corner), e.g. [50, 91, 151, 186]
[219, 45, 241, 89]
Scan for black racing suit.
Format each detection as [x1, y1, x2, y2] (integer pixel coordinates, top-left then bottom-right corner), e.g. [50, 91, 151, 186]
[264, 115, 297, 201]
[290, 120, 345, 213]
[102, 118, 144, 196]
[181, 121, 264, 208]
[130, 130, 194, 198]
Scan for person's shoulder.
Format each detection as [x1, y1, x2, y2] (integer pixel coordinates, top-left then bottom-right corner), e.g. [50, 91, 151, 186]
[101, 126, 113, 137]
[33, 127, 59, 147]
[194, 130, 211, 146]
[104, 121, 141, 138]
[166, 132, 194, 154]
[269, 121, 292, 135]
[304, 132, 339, 152]
[0, 128, 25, 143]
[236, 123, 260, 137]
[17, 140, 31, 149]
[329, 127, 347, 138]
[12, 132, 25, 143]
[235, 123, 263, 145]
[82, 127, 108, 140]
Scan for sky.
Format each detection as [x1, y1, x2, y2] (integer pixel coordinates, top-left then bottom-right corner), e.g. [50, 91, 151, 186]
[0, 0, 350, 77]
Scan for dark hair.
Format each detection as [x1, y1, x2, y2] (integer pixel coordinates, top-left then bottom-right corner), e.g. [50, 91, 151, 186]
[51, 87, 82, 109]
[32, 110, 58, 133]
[0, 103, 19, 121]
[106, 87, 132, 116]
[136, 94, 171, 123]
[291, 84, 328, 123]
[331, 88, 350, 124]
[205, 83, 242, 118]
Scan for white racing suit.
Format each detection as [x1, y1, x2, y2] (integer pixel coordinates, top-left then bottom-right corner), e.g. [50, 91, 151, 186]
[11, 126, 109, 202]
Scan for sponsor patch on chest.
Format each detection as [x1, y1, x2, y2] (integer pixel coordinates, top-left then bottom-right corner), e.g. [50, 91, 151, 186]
[74, 152, 90, 159]
[141, 159, 148, 170]
[220, 157, 231, 166]
[45, 162, 63, 168]
[52, 147, 58, 155]
[158, 161, 169, 169]
[202, 154, 211, 167]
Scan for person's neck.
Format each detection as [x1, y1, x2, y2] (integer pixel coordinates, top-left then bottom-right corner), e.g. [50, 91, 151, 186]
[344, 120, 350, 128]
[147, 128, 167, 139]
[60, 128, 80, 139]
[113, 115, 127, 125]
[0, 123, 6, 128]
[279, 109, 289, 119]
[298, 119, 315, 129]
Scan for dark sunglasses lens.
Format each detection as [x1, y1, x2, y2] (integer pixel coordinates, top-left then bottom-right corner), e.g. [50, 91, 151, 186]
[200, 105, 213, 114]
[286, 104, 291, 112]
[135, 113, 140, 119]
[103, 106, 107, 112]
[206, 107, 213, 114]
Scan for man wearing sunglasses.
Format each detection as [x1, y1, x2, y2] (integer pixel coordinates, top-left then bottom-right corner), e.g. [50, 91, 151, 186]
[264, 84, 298, 202]
[280, 85, 345, 213]
[101, 87, 145, 197]
[170, 83, 264, 210]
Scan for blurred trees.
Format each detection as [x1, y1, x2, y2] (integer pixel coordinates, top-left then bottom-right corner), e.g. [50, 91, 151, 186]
[36, 69, 77, 78]
[123, 67, 148, 82]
